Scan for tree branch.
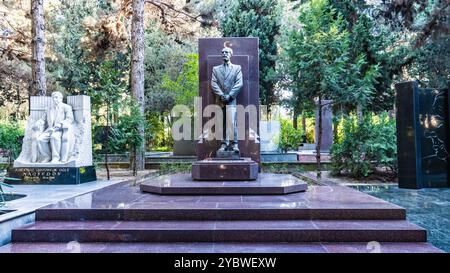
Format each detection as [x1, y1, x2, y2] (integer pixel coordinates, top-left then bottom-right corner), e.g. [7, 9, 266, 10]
[145, 0, 203, 24]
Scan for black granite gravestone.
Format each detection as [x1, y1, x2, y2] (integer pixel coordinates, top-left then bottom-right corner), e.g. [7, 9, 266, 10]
[5, 166, 96, 185]
[395, 81, 449, 189]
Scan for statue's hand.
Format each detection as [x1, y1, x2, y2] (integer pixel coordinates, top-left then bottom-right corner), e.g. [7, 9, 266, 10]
[220, 94, 227, 102]
[32, 120, 44, 131]
[53, 123, 62, 131]
[224, 95, 231, 103]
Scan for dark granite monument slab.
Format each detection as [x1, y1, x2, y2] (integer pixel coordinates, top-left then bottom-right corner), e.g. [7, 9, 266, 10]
[315, 99, 333, 152]
[197, 37, 260, 163]
[5, 166, 97, 185]
[141, 173, 307, 195]
[192, 158, 258, 181]
[395, 81, 449, 189]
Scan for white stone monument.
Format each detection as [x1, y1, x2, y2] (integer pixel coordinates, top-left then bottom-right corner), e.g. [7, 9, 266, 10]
[14, 93, 93, 168]
[260, 120, 280, 152]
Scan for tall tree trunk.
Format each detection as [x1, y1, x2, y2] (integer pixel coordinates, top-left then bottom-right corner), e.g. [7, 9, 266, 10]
[293, 108, 298, 130]
[30, 0, 47, 96]
[316, 96, 322, 179]
[301, 111, 306, 141]
[105, 107, 110, 180]
[131, 0, 145, 172]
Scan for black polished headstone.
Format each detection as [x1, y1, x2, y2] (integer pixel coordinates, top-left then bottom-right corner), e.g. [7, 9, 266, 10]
[6, 166, 97, 185]
[395, 81, 449, 188]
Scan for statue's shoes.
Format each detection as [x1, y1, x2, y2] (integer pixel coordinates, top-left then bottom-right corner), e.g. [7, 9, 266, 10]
[40, 158, 51, 163]
[218, 144, 227, 152]
[50, 159, 60, 164]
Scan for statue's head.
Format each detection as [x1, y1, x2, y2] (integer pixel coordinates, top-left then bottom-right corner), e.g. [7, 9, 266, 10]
[221, 47, 233, 62]
[51, 91, 63, 106]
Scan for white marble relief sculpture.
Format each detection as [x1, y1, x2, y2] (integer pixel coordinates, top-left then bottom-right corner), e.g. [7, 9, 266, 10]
[14, 92, 93, 167]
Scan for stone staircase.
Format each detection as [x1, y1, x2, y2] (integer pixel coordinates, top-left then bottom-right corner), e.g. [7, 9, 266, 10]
[0, 180, 443, 253]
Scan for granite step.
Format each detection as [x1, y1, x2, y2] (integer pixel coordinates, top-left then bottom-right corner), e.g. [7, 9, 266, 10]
[140, 173, 307, 195]
[12, 220, 426, 243]
[0, 242, 443, 253]
[35, 206, 406, 221]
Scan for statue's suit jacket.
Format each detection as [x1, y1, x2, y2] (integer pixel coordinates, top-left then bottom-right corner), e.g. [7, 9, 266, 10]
[40, 103, 74, 132]
[211, 63, 243, 107]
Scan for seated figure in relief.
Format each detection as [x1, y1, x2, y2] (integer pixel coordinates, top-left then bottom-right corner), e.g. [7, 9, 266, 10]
[31, 91, 75, 164]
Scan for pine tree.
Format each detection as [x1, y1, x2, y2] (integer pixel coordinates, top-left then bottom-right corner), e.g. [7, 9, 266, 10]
[219, 0, 282, 109]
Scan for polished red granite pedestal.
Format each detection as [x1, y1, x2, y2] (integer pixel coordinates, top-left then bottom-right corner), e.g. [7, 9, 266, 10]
[191, 158, 258, 181]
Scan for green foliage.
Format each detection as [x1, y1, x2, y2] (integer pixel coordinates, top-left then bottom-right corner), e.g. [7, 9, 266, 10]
[109, 99, 148, 155]
[146, 113, 167, 149]
[283, 0, 349, 105]
[143, 23, 195, 150]
[281, 0, 406, 117]
[46, 0, 127, 95]
[278, 118, 303, 153]
[219, 0, 282, 107]
[161, 53, 199, 107]
[144, 23, 192, 114]
[0, 121, 24, 162]
[406, 34, 449, 88]
[88, 57, 129, 116]
[338, 5, 393, 113]
[87, 58, 150, 158]
[47, 0, 97, 94]
[330, 112, 397, 178]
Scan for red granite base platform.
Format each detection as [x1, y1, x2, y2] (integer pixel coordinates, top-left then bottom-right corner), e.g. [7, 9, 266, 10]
[0, 180, 443, 253]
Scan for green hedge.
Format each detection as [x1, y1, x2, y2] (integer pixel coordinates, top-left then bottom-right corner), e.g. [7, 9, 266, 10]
[0, 121, 24, 163]
[330, 112, 397, 178]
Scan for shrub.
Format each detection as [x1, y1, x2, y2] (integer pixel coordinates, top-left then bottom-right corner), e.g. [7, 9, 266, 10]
[278, 118, 303, 153]
[0, 121, 24, 163]
[330, 112, 397, 178]
[109, 99, 147, 155]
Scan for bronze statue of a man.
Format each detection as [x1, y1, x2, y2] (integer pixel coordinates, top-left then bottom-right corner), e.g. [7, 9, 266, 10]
[211, 46, 243, 154]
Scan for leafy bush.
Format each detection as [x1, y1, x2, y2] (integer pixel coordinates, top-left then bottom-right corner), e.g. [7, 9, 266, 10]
[161, 53, 198, 107]
[0, 121, 24, 163]
[109, 99, 147, 155]
[278, 119, 303, 153]
[330, 112, 397, 178]
[146, 113, 173, 152]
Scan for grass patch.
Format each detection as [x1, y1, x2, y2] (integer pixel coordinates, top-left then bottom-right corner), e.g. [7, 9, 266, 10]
[158, 162, 192, 174]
